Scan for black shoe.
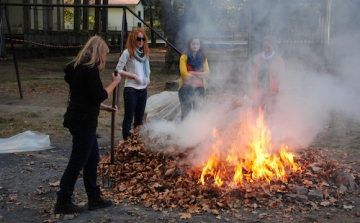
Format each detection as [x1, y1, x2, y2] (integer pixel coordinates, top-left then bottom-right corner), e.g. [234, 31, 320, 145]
[88, 197, 113, 211]
[54, 196, 85, 214]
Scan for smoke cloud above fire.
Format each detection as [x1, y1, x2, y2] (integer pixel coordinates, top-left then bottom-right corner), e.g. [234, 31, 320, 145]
[142, 0, 360, 163]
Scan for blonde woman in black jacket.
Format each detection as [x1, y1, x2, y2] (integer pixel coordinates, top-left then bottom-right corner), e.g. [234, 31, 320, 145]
[54, 36, 121, 214]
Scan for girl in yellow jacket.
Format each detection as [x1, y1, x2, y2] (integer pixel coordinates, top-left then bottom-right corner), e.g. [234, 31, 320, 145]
[178, 37, 210, 120]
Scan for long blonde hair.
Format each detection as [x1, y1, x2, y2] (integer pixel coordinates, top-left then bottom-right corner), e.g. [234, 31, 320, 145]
[73, 36, 109, 73]
[125, 29, 150, 59]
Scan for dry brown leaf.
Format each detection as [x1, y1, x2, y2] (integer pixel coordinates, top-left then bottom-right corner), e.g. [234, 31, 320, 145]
[216, 202, 225, 208]
[268, 201, 278, 209]
[140, 193, 148, 200]
[201, 203, 210, 211]
[211, 209, 219, 215]
[329, 197, 338, 203]
[98, 135, 359, 216]
[343, 205, 355, 210]
[323, 189, 329, 199]
[164, 168, 175, 176]
[153, 182, 162, 188]
[49, 180, 60, 187]
[179, 212, 192, 219]
[116, 183, 127, 192]
[284, 206, 294, 213]
[303, 179, 313, 188]
[188, 205, 201, 214]
[320, 201, 330, 206]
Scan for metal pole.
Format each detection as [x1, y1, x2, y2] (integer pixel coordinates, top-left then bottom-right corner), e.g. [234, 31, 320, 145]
[116, 8, 127, 107]
[4, 4, 23, 99]
[124, 6, 181, 55]
[110, 70, 118, 164]
[149, 0, 155, 48]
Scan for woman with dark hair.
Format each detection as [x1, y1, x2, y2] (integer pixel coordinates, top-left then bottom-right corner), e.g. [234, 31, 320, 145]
[116, 28, 151, 139]
[55, 36, 121, 214]
[178, 37, 210, 120]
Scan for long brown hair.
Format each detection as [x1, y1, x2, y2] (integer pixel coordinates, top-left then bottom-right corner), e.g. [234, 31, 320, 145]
[73, 35, 109, 73]
[183, 37, 207, 60]
[125, 29, 150, 59]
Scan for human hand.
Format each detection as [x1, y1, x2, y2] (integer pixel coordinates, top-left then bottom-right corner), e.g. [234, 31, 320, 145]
[112, 71, 121, 84]
[100, 104, 117, 113]
[112, 105, 118, 114]
[133, 74, 140, 82]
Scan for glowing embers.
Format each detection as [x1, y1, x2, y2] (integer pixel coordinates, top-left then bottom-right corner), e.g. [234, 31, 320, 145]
[199, 109, 301, 187]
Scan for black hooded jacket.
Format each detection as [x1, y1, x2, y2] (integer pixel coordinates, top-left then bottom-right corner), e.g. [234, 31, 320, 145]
[63, 62, 108, 128]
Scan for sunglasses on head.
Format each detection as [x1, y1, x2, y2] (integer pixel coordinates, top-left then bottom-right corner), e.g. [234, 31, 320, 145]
[137, 37, 146, 42]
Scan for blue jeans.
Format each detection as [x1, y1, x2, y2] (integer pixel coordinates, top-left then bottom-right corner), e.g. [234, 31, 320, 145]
[178, 85, 205, 120]
[122, 87, 147, 139]
[57, 125, 100, 198]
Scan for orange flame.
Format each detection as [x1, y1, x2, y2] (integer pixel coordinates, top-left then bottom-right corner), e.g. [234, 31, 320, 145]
[199, 108, 301, 187]
[199, 128, 224, 187]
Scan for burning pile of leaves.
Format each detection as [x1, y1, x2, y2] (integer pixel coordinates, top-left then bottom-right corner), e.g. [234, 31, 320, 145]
[99, 131, 360, 215]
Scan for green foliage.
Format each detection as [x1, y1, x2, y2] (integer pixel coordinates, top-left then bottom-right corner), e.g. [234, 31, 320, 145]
[64, 7, 74, 24]
[64, 0, 96, 26]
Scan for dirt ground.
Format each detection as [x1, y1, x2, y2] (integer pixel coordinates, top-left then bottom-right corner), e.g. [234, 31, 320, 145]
[1, 50, 360, 223]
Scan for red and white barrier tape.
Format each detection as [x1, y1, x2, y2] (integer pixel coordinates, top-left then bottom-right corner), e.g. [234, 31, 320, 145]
[5, 38, 84, 48]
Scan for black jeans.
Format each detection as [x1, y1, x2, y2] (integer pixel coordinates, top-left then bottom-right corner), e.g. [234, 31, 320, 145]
[57, 124, 100, 198]
[178, 85, 205, 120]
[122, 87, 147, 140]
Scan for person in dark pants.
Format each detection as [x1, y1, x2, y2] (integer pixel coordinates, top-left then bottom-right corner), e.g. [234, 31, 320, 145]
[116, 28, 150, 140]
[54, 36, 121, 214]
[178, 37, 210, 120]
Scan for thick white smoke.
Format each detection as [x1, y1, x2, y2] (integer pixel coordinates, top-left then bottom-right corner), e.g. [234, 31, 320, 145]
[142, 1, 360, 164]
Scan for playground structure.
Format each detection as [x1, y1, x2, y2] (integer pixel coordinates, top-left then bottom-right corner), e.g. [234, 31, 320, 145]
[0, 2, 178, 99]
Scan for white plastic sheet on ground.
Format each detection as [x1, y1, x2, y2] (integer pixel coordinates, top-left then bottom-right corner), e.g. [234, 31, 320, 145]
[0, 130, 53, 153]
[145, 91, 181, 122]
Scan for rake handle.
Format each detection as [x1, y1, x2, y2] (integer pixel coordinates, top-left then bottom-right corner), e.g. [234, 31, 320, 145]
[110, 70, 118, 164]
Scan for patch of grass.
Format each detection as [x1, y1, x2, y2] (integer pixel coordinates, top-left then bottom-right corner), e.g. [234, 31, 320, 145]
[0, 116, 10, 124]
[0, 114, 67, 138]
[303, 216, 318, 222]
[17, 111, 41, 118]
[0, 118, 45, 138]
[54, 113, 65, 118]
[0, 78, 67, 92]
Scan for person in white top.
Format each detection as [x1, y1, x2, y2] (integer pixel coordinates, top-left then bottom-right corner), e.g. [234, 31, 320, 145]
[116, 29, 151, 140]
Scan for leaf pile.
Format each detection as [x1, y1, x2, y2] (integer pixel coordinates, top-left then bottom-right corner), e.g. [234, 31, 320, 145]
[99, 132, 360, 214]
